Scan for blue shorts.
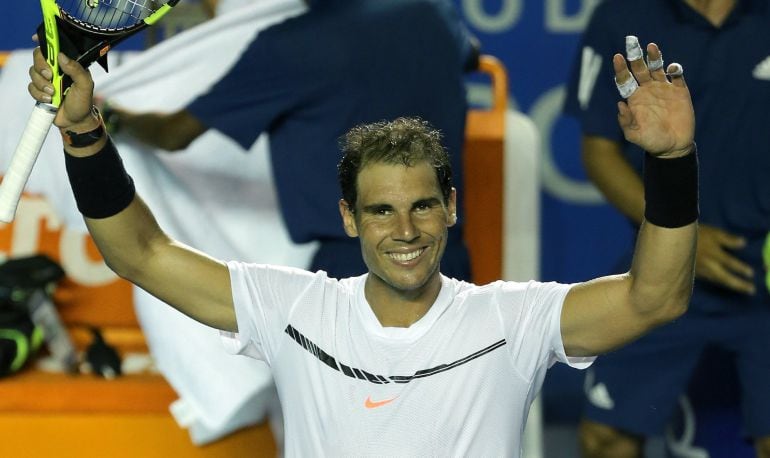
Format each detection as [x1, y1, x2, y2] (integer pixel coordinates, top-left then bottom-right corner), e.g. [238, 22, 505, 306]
[583, 298, 770, 438]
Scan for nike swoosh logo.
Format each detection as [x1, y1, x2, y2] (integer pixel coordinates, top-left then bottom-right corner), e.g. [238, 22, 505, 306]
[364, 395, 397, 409]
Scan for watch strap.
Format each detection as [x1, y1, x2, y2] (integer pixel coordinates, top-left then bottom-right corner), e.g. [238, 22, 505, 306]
[62, 107, 106, 148]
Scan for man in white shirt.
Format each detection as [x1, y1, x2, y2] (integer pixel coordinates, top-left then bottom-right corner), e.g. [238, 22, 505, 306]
[27, 35, 697, 455]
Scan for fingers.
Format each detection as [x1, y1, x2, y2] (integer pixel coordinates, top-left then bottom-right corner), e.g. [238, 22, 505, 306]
[27, 72, 54, 103]
[616, 100, 633, 131]
[32, 46, 49, 73]
[58, 53, 94, 92]
[712, 229, 754, 280]
[701, 260, 756, 295]
[28, 48, 96, 127]
[626, 36, 652, 84]
[713, 228, 747, 250]
[720, 254, 754, 281]
[646, 43, 667, 82]
[28, 50, 93, 104]
[613, 53, 639, 99]
[614, 37, 684, 98]
[696, 226, 755, 295]
[32, 48, 94, 91]
[28, 48, 55, 103]
[666, 62, 687, 88]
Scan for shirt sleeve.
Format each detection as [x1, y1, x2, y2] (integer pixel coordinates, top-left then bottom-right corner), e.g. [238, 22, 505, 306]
[500, 281, 595, 380]
[220, 261, 323, 365]
[186, 30, 304, 150]
[562, 2, 626, 142]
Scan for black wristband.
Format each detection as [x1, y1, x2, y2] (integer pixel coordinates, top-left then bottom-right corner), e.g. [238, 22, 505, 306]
[643, 145, 699, 228]
[64, 138, 136, 219]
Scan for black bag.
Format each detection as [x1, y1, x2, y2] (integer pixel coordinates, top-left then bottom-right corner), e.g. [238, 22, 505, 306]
[0, 254, 65, 302]
[0, 303, 43, 377]
[0, 255, 66, 377]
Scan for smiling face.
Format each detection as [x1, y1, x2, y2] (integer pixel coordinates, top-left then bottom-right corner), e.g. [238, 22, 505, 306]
[340, 161, 457, 297]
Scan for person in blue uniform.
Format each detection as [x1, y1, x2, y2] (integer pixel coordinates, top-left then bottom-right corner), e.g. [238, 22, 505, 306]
[563, 0, 770, 456]
[104, 0, 478, 280]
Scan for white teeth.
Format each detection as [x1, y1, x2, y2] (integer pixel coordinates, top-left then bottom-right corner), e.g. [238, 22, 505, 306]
[389, 248, 424, 262]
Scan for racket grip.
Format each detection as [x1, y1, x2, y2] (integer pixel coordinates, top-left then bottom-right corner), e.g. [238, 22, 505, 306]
[0, 103, 57, 223]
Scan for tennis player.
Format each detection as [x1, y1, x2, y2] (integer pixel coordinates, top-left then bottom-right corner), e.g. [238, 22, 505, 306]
[28, 37, 696, 455]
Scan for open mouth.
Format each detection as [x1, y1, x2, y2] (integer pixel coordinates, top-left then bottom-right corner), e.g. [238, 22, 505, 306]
[387, 247, 426, 263]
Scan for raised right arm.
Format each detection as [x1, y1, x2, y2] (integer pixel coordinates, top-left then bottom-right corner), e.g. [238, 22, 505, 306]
[29, 48, 236, 331]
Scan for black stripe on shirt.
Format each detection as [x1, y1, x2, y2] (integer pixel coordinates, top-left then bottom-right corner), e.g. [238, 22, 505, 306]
[284, 324, 506, 385]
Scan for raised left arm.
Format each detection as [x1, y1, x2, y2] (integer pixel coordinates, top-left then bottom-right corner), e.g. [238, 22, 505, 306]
[561, 38, 697, 356]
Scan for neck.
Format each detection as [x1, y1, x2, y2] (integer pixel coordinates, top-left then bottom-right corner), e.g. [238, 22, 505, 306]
[364, 272, 443, 328]
[683, 0, 738, 26]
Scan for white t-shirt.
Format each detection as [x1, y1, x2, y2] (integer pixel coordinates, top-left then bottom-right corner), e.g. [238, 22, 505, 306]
[221, 262, 594, 456]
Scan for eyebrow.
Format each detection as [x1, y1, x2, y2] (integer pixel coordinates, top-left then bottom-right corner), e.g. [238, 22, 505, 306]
[361, 197, 442, 214]
[361, 203, 393, 214]
[411, 197, 442, 209]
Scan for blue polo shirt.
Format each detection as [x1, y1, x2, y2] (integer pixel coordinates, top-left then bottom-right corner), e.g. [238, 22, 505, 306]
[187, 0, 473, 246]
[564, 0, 770, 308]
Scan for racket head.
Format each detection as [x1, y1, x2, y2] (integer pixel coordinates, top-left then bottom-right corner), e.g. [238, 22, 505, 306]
[37, 0, 179, 103]
[57, 0, 180, 37]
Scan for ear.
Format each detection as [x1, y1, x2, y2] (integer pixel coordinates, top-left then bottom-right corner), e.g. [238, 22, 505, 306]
[447, 187, 458, 227]
[339, 199, 359, 237]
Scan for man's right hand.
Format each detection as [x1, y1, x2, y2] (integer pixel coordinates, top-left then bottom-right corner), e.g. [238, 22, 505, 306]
[28, 47, 96, 131]
[696, 224, 755, 295]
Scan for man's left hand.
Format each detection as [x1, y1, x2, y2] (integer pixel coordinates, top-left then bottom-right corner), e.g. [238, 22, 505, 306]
[613, 38, 695, 158]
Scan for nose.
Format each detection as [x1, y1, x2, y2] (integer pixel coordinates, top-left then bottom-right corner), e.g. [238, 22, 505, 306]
[392, 212, 420, 242]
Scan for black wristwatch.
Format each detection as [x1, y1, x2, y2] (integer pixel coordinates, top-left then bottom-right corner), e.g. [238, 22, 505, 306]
[62, 107, 106, 148]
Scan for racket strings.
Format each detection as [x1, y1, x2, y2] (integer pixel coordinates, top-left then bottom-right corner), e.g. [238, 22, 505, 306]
[59, 0, 163, 31]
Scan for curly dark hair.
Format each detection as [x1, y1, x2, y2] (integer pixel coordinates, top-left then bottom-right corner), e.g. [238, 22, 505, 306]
[337, 117, 453, 210]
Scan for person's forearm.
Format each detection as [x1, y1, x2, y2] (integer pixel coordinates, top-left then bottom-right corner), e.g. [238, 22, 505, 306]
[70, 139, 236, 331]
[111, 109, 206, 152]
[628, 220, 696, 320]
[582, 136, 645, 225]
[63, 127, 164, 280]
[627, 149, 698, 321]
[116, 111, 188, 151]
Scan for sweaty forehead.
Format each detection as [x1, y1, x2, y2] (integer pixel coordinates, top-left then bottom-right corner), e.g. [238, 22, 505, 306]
[356, 162, 441, 206]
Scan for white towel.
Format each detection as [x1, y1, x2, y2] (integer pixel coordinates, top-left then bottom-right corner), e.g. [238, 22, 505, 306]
[0, 0, 314, 444]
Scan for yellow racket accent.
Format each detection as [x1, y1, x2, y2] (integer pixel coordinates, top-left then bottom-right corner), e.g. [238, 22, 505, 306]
[145, 3, 174, 25]
[40, 0, 63, 107]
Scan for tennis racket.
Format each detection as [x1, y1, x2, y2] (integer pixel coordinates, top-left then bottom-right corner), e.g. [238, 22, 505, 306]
[0, 0, 179, 222]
